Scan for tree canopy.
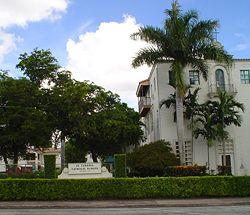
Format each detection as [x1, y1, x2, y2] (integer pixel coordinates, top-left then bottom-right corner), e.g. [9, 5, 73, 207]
[0, 74, 52, 164]
[0, 48, 143, 165]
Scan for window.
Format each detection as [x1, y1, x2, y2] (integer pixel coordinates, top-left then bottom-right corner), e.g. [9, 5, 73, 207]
[189, 70, 200, 85]
[222, 155, 231, 166]
[240, 70, 250, 84]
[175, 142, 179, 158]
[215, 69, 225, 90]
[175, 141, 193, 165]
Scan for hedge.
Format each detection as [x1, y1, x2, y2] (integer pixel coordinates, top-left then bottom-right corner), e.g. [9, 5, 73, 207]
[114, 154, 126, 178]
[0, 176, 250, 200]
[164, 166, 207, 177]
[44, 155, 56, 179]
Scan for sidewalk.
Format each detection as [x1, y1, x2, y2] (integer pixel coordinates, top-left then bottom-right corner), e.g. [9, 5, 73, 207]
[0, 198, 250, 209]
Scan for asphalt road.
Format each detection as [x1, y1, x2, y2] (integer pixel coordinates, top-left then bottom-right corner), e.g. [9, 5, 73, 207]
[1, 206, 250, 215]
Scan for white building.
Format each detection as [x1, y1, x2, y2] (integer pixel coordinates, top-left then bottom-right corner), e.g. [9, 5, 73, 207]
[0, 148, 61, 173]
[136, 59, 250, 175]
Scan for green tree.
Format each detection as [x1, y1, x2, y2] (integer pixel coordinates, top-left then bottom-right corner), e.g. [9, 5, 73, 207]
[65, 139, 87, 163]
[161, 87, 201, 164]
[0, 74, 52, 164]
[16, 48, 73, 169]
[194, 101, 218, 172]
[131, 0, 232, 164]
[212, 91, 244, 168]
[16, 48, 60, 87]
[16, 48, 143, 167]
[71, 89, 143, 162]
[127, 140, 179, 177]
[161, 91, 177, 122]
[185, 88, 201, 163]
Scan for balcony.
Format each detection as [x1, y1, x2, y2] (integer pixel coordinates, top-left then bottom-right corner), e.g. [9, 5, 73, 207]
[208, 84, 237, 98]
[138, 97, 151, 117]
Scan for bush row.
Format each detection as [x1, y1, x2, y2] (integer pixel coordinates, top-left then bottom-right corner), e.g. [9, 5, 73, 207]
[114, 154, 127, 178]
[44, 155, 56, 179]
[164, 165, 207, 177]
[0, 171, 45, 179]
[0, 176, 250, 200]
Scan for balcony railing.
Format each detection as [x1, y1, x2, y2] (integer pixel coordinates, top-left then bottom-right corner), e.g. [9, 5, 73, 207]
[208, 84, 237, 98]
[138, 97, 151, 117]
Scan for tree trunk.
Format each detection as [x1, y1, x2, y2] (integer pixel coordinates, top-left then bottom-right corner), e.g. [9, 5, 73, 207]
[191, 115, 194, 165]
[207, 143, 210, 174]
[13, 146, 18, 165]
[222, 138, 226, 167]
[176, 91, 185, 165]
[60, 133, 65, 170]
[91, 150, 98, 162]
[222, 116, 226, 168]
[3, 155, 8, 165]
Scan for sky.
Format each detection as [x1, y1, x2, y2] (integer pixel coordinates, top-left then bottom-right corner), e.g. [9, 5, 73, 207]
[0, 0, 250, 110]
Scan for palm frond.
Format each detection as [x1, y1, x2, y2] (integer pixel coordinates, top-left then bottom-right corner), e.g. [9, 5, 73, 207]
[130, 26, 167, 47]
[132, 47, 165, 68]
[202, 44, 233, 66]
[165, 0, 181, 20]
[189, 59, 209, 81]
[160, 93, 176, 108]
[189, 20, 218, 42]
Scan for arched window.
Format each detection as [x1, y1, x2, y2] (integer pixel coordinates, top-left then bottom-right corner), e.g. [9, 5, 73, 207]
[215, 69, 225, 91]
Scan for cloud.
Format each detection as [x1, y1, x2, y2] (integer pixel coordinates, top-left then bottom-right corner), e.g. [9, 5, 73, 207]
[0, 30, 21, 62]
[0, 0, 69, 63]
[66, 15, 150, 109]
[234, 33, 250, 51]
[235, 43, 250, 51]
[0, 0, 69, 28]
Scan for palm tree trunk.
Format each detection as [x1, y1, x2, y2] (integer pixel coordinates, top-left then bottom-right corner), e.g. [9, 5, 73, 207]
[222, 138, 226, 167]
[191, 115, 194, 165]
[176, 91, 185, 165]
[222, 116, 226, 168]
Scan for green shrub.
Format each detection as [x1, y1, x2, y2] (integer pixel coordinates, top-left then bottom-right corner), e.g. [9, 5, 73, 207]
[5, 171, 44, 179]
[0, 173, 6, 179]
[127, 140, 179, 177]
[0, 176, 250, 200]
[114, 154, 126, 178]
[44, 155, 56, 179]
[164, 165, 207, 177]
[218, 165, 232, 176]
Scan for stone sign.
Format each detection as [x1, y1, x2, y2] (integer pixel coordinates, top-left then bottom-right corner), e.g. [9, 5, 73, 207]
[68, 163, 101, 174]
[58, 162, 113, 179]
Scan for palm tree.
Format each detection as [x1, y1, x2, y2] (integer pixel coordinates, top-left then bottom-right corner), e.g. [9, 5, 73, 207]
[161, 87, 200, 164]
[185, 88, 201, 163]
[212, 91, 244, 168]
[161, 91, 177, 122]
[131, 1, 232, 164]
[194, 101, 218, 173]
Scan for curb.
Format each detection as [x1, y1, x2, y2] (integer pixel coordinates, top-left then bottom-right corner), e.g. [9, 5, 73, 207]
[0, 198, 250, 209]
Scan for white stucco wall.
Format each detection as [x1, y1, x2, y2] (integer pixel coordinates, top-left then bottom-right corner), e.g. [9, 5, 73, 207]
[139, 60, 250, 175]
